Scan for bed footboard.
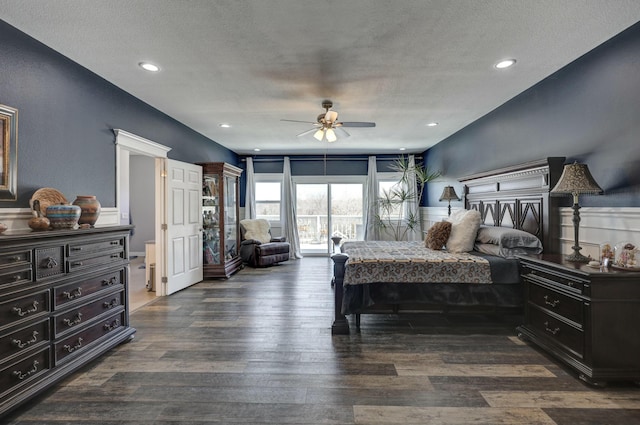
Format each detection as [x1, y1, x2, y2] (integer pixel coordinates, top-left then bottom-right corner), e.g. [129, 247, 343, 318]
[331, 253, 350, 335]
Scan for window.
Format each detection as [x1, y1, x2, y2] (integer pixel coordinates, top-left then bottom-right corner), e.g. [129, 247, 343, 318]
[377, 175, 404, 220]
[255, 181, 281, 221]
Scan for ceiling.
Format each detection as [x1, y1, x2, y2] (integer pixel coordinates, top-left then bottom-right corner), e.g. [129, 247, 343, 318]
[1, 1, 640, 156]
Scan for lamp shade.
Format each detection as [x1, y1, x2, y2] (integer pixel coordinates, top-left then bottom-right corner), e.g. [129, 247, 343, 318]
[439, 186, 461, 201]
[551, 162, 603, 196]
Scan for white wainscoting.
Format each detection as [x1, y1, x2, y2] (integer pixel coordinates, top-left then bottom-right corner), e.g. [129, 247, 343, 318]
[0, 208, 120, 232]
[422, 206, 640, 260]
[557, 207, 640, 260]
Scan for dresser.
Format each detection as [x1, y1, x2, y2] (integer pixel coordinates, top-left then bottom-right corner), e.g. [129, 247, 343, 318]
[517, 255, 640, 386]
[0, 226, 136, 417]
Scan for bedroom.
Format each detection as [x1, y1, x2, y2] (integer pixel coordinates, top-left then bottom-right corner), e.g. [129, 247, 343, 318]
[1, 1, 640, 423]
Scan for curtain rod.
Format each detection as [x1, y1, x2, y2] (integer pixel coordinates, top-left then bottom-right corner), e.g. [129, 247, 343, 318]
[240, 155, 423, 162]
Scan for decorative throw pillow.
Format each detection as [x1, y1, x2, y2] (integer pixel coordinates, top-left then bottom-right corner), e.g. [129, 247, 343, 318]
[425, 221, 452, 250]
[445, 209, 482, 253]
[240, 219, 272, 244]
[476, 226, 543, 250]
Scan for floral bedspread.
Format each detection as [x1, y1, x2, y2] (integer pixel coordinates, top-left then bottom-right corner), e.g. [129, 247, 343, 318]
[341, 241, 492, 285]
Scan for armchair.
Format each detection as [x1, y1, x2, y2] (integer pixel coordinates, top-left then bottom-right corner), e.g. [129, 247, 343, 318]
[239, 219, 290, 267]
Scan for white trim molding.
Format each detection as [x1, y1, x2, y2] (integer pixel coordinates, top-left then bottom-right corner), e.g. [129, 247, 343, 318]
[114, 129, 172, 157]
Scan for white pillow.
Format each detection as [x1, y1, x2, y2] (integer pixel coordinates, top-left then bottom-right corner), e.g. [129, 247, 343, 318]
[240, 219, 272, 244]
[445, 209, 482, 253]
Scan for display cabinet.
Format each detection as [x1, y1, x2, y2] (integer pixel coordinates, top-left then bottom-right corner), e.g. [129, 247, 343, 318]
[196, 162, 243, 278]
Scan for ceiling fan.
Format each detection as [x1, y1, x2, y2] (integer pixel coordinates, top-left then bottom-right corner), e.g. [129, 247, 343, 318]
[281, 100, 376, 142]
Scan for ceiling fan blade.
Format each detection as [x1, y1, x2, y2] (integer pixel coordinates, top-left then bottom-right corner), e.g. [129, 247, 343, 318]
[281, 119, 318, 125]
[338, 121, 376, 128]
[296, 127, 318, 137]
[335, 127, 350, 138]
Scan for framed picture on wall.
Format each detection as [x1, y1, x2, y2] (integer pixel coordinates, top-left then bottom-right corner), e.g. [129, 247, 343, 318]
[0, 104, 18, 200]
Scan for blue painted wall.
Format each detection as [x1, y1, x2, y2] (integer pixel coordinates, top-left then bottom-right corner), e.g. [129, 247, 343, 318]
[424, 22, 640, 208]
[0, 20, 237, 208]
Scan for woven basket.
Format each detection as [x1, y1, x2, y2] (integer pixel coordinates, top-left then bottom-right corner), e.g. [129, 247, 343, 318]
[29, 188, 68, 217]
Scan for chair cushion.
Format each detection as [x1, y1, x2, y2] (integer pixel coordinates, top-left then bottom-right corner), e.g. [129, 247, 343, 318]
[240, 219, 272, 244]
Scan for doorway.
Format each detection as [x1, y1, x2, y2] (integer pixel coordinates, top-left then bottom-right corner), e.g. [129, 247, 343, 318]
[294, 180, 364, 255]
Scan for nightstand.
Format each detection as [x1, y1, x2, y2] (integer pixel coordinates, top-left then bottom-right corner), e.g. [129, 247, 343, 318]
[517, 255, 640, 386]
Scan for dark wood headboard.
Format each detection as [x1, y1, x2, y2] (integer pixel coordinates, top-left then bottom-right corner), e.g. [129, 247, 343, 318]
[458, 157, 565, 255]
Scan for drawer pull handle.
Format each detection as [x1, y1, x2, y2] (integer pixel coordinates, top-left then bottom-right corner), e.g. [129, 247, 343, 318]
[103, 299, 119, 309]
[12, 331, 39, 349]
[110, 254, 120, 259]
[63, 287, 83, 300]
[102, 277, 118, 286]
[63, 337, 83, 353]
[12, 360, 39, 380]
[63, 312, 83, 327]
[12, 301, 39, 317]
[13, 274, 22, 281]
[543, 295, 560, 308]
[71, 247, 83, 251]
[45, 257, 58, 269]
[543, 321, 560, 335]
[72, 261, 84, 266]
[110, 241, 120, 245]
[9, 255, 21, 262]
[104, 318, 121, 331]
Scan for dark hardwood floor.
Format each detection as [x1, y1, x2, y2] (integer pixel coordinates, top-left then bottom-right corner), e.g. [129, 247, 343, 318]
[4, 257, 640, 424]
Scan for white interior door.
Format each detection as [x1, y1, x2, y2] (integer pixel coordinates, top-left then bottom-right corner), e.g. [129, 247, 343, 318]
[164, 159, 203, 295]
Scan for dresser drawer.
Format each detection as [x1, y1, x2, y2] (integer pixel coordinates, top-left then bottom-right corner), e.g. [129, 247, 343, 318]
[0, 250, 31, 269]
[67, 251, 125, 273]
[53, 268, 126, 308]
[0, 319, 50, 364]
[68, 237, 125, 258]
[0, 290, 50, 332]
[34, 246, 65, 281]
[528, 283, 584, 326]
[54, 311, 125, 364]
[0, 265, 32, 290]
[529, 307, 584, 358]
[0, 347, 50, 398]
[53, 291, 124, 337]
[522, 264, 586, 294]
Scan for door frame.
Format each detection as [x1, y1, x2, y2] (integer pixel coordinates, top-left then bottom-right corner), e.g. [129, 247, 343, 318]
[115, 129, 172, 296]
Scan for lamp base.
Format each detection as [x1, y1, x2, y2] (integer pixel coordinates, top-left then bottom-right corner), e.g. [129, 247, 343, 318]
[565, 252, 591, 263]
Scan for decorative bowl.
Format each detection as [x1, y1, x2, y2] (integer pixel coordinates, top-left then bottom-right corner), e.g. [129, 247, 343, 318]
[46, 204, 81, 229]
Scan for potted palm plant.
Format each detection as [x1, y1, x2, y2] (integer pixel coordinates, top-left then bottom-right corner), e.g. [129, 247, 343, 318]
[375, 156, 441, 241]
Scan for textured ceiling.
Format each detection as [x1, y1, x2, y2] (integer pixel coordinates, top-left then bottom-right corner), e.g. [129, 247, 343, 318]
[1, 1, 640, 155]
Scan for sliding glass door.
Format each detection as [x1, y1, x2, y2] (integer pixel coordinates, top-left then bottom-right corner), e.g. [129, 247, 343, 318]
[295, 180, 363, 254]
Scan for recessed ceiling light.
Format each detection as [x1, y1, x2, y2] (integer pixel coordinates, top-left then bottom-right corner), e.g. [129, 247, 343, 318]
[253, 148, 261, 152]
[426, 122, 438, 127]
[399, 147, 406, 151]
[219, 123, 231, 128]
[139, 62, 160, 72]
[495, 59, 516, 69]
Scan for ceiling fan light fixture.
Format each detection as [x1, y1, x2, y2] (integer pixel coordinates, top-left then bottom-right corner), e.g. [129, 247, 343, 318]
[313, 129, 325, 141]
[325, 110, 338, 123]
[325, 128, 337, 142]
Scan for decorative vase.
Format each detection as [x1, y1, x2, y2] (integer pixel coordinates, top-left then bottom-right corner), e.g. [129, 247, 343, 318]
[72, 195, 101, 227]
[46, 204, 81, 229]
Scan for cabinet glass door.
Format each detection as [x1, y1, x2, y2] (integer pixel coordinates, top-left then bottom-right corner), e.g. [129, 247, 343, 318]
[223, 175, 238, 261]
[203, 173, 221, 265]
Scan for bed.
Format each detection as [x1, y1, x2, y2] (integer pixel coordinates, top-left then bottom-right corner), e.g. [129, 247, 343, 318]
[331, 158, 565, 334]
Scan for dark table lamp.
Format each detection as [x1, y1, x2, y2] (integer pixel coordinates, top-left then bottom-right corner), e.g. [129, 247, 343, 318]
[439, 186, 461, 217]
[550, 161, 603, 262]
